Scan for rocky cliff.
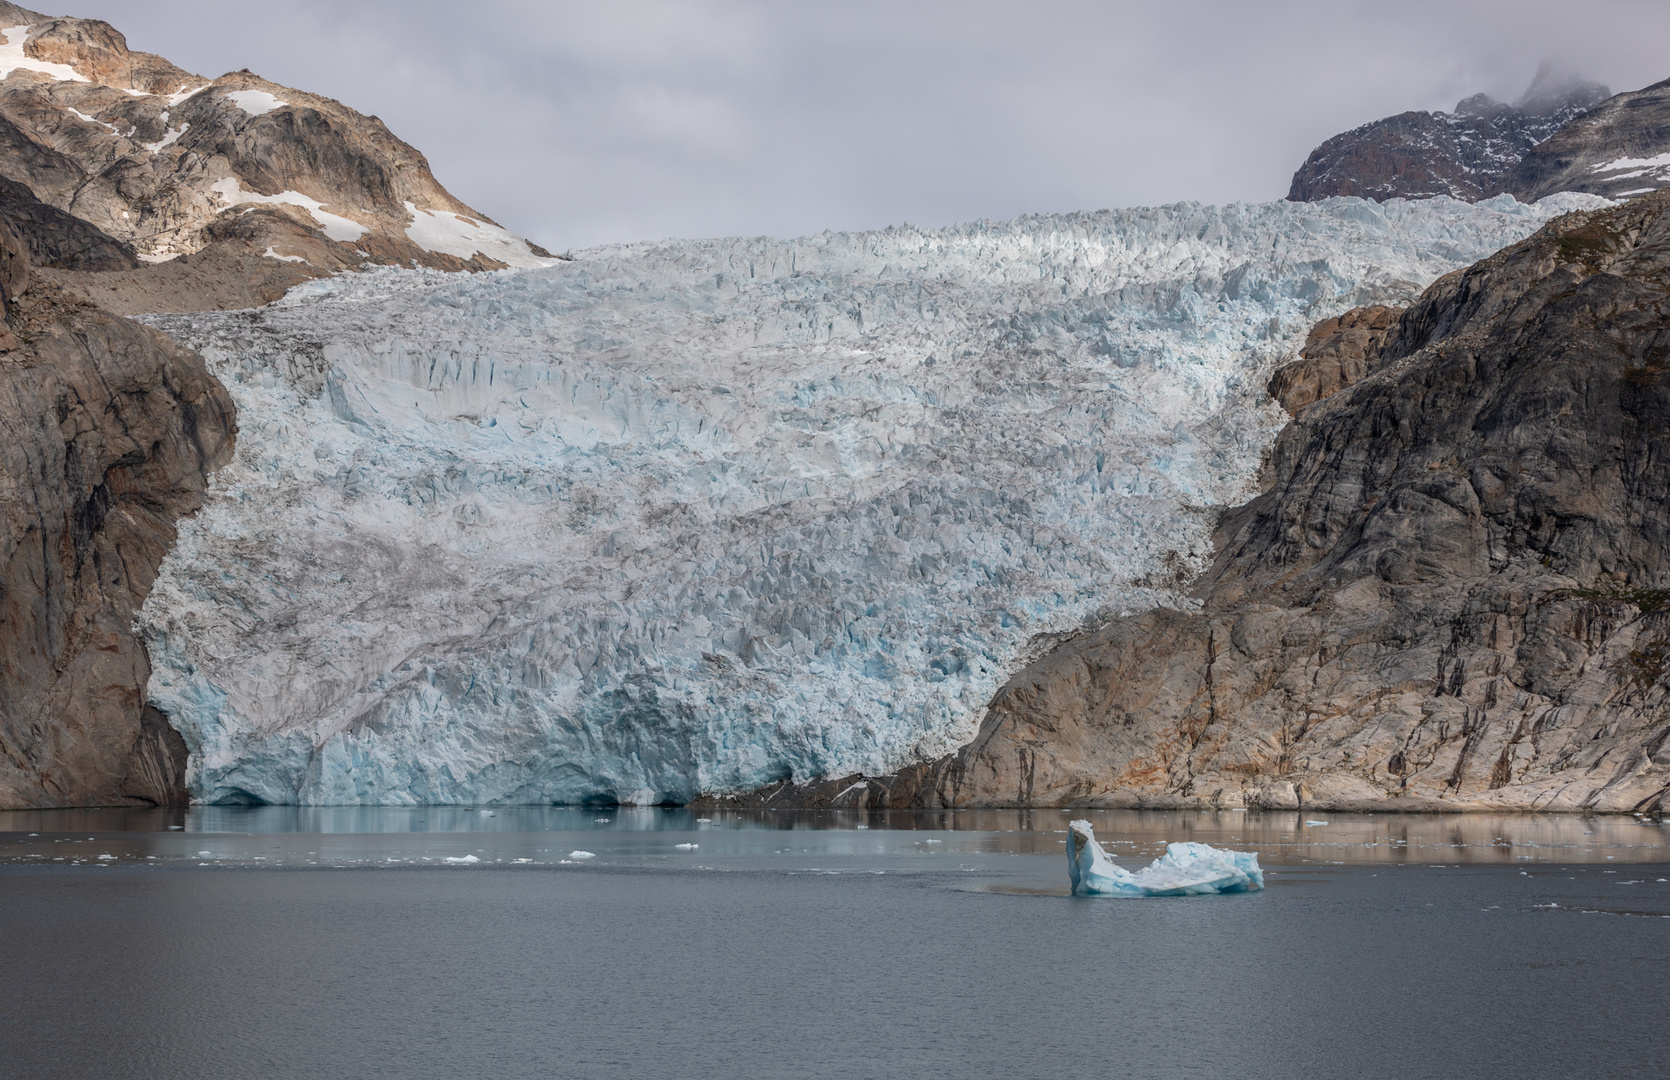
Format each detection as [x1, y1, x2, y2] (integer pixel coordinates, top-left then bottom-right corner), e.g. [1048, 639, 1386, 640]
[0, 213, 235, 807]
[0, 6, 555, 314]
[724, 191, 1670, 814]
[1288, 67, 1608, 203]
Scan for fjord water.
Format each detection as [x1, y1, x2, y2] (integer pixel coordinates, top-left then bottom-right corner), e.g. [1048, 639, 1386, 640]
[4, 810, 1669, 1079]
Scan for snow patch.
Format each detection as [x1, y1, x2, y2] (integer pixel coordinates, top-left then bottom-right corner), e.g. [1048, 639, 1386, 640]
[143, 122, 188, 153]
[225, 89, 288, 116]
[403, 201, 558, 269]
[211, 177, 367, 242]
[138, 195, 1577, 807]
[0, 25, 88, 83]
[136, 251, 182, 264]
[1590, 152, 1670, 175]
[262, 246, 309, 264]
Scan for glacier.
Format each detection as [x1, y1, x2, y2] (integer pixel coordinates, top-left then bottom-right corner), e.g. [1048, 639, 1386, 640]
[1066, 819, 1263, 896]
[134, 193, 1604, 805]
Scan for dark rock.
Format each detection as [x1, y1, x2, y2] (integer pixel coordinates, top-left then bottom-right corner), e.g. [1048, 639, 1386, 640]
[1289, 67, 1608, 203]
[0, 175, 136, 272]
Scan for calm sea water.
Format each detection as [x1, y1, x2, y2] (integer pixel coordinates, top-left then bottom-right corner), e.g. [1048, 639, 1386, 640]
[4, 808, 1669, 1079]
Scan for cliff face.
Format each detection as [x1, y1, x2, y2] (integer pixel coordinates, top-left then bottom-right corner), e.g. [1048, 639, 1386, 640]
[735, 192, 1670, 814]
[0, 215, 234, 807]
[1287, 70, 1608, 203]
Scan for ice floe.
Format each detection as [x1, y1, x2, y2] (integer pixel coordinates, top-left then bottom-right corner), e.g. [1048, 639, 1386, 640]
[1067, 820, 1262, 896]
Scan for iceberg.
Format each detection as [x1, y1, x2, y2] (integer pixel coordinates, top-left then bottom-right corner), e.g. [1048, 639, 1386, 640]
[1066, 819, 1263, 896]
[135, 194, 1604, 805]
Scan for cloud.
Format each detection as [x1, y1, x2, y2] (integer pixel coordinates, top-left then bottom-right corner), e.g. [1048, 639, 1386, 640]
[58, 0, 1670, 249]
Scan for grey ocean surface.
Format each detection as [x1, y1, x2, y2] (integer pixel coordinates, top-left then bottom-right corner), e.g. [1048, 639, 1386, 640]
[4, 808, 1670, 1080]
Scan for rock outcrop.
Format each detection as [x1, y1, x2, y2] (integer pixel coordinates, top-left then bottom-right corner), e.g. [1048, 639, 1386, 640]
[1266, 304, 1404, 415]
[0, 213, 235, 807]
[1288, 67, 1608, 203]
[744, 191, 1670, 814]
[0, 9, 555, 314]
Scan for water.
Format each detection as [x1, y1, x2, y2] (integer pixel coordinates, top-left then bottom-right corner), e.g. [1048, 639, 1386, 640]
[4, 809, 1669, 1079]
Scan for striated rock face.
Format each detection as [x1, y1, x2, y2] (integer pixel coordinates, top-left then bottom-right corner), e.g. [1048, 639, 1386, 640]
[761, 191, 1670, 814]
[0, 214, 235, 807]
[0, 10, 555, 314]
[1288, 68, 1608, 203]
[1267, 304, 1404, 415]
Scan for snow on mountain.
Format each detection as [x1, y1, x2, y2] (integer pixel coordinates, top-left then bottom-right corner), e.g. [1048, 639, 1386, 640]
[135, 193, 1603, 806]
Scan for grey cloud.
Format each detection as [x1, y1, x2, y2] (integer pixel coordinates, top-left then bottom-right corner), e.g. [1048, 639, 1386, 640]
[55, 0, 1670, 249]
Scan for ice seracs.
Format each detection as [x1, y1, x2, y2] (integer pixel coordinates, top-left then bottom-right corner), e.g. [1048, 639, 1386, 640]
[1067, 820, 1263, 896]
[138, 193, 1597, 807]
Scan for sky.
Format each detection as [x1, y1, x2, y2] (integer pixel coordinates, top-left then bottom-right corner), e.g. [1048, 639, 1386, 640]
[51, 0, 1670, 251]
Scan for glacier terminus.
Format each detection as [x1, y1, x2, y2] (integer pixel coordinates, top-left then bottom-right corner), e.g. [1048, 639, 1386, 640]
[135, 193, 1604, 805]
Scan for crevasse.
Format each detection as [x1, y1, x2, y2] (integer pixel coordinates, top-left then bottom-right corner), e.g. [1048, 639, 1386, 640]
[136, 193, 1603, 805]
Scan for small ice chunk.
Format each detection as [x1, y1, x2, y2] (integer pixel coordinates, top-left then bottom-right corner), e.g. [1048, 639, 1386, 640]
[97, 854, 115, 860]
[443, 854, 479, 864]
[674, 843, 698, 851]
[168, 826, 183, 830]
[514, 857, 533, 863]
[568, 850, 596, 860]
[1304, 820, 1329, 826]
[479, 810, 495, 817]
[1067, 820, 1263, 897]
[196, 850, 212, 857]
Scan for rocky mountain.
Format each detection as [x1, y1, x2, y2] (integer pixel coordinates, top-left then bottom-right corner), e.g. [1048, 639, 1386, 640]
[1501, 78, 1670, 203]
[751, 191, 1670, 814]
[1288, 66, 1609, 203]
[0, 212, 236, 807]
[0, 5, 555, 314]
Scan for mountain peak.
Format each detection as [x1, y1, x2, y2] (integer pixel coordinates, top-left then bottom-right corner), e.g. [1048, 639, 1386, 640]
[0, 13, 558, 313]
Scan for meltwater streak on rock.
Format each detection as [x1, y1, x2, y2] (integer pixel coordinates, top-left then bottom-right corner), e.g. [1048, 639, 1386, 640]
[136, 195, 1593, 807]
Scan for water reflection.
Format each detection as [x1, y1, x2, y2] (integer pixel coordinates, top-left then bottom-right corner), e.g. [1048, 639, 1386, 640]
[1, 805, 1665, 866]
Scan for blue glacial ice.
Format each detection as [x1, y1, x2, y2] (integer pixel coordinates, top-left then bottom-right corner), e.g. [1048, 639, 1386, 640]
[1067, 819, 1263, 896]
[134, 193, 1607, 805]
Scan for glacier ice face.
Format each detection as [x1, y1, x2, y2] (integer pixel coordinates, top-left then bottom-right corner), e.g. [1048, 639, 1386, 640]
[135, 194, 1597, 805]
[1067, 820, 1263, 896]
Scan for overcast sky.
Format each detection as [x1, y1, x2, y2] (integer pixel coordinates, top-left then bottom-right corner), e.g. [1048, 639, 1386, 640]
[54, 0, 1670, 250]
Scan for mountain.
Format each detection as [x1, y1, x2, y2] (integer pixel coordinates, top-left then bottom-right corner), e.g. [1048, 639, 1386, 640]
[1288, 66, 1608, 203]
[762, 191, 1670, 814]
[1501, 78, 1670, 202]
[0, 6, 555, 314]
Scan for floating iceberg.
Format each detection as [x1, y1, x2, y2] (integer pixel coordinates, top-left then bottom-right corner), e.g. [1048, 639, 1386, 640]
[136, 194, 1604, 805]
[1067, 820, 1263, 896]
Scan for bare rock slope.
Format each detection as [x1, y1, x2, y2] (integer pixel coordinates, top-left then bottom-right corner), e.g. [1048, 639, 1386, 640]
[0, 5, 554, 313]
[732, 191, 1670, 814]
[0, 213, 234, 807]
